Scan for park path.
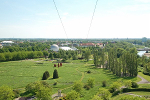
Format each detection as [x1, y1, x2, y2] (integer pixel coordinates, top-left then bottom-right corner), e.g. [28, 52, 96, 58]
[137, 75, 150, 84]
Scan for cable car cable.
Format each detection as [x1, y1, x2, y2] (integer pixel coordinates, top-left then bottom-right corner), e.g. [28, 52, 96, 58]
[86, 0, 99, 39]
[53, 0, 68, 39]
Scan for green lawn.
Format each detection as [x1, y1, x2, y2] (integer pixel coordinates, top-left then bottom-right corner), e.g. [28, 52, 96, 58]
[139, 84, 150, 88]
[138, 72, 150, 82]
[128, 91, 150, 96]
[0, 59, 142, 100]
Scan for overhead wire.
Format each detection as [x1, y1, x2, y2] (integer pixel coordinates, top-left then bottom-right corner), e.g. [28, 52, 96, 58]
[86, 0, 99, 39]
[52, 0, 68, 39]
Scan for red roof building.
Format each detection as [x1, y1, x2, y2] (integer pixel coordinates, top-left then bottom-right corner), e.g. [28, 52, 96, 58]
[79, 43, 96, 47]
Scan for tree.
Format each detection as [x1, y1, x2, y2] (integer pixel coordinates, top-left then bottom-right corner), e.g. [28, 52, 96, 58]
[0, 53, 6, 62]
[36, 85, 52, 100]
[4, 52, 13, 61]
[97, 88, 111, 100]
[109, 82, 121, 93]
[93, 50, 98, 67]
[42, 71, 50, 80]
[43, 51, 48, 58]
[25, 81, 51, 95]
[84, 50, 91, 61]
[0, 85, 14, 100]
[37, 51, 43, 58]
[49, 52, 54, 60]
[66, 90, 80, 100]
[91, 95, 102, 100]
[53, 69, 59, 79]
[72, 81, 83, 93]
[73, 54, 78, 60]
[87, 78, 95, 88]
[124, 80, 132, 88]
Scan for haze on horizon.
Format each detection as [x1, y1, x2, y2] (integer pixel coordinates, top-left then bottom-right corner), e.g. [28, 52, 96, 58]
[0, 0, 150, 39]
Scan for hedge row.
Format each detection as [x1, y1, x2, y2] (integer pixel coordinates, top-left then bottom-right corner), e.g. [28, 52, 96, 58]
[122, 88, 150, 92]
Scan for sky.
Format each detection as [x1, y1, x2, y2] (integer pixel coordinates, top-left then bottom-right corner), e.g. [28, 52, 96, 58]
[0, 0, 150, 39]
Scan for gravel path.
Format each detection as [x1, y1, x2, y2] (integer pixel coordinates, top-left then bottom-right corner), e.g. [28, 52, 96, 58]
[137, 75, 150, 84]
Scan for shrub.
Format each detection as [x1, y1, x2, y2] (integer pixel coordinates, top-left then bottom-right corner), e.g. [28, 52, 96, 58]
[87, 78, 95, 88]
[73, 55, 78, 60]
[112, 90, 121, 97]
[131, 81, 139, 88]
[25, 81, 51, 95]
[109, 82, 121, 93]
[84, 84, 91, 90]
[13, 89, 20, 98]
[97, 88, 111, 100]
[102, 81, 107, 87]
[42, 71, 50, 80]
[0, 85, 14, 100]
[53, 69, 59, 79]
[72, 81, 83, 93]
[86, 85, 91, 90]
[66, 90, 80, 100]
[53, 82, 57, 85]
[87, 70, 91, 73]
[122, 88, 130, 92]
[109, 87, 115, 93]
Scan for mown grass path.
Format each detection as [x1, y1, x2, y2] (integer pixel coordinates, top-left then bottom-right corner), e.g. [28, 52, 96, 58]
[137, 75, 150, 84]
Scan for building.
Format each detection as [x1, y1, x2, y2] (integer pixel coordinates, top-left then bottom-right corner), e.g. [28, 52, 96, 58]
[0, 44, 3, 48]
[79, 43, 96, 47]
[50, 44, 59, 52]
[50, 44, 77, 51]
[1, 41, 14, 46]
[96, 43, 104, 48]
[59, 47, 73, 51]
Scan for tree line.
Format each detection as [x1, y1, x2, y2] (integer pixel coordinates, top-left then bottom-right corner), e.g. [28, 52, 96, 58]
[93, 47, 138, 77]
[0, 51, 43, 62]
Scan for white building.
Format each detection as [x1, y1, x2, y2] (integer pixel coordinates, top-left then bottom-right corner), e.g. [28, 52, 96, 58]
[50, 44, 77, 51]
[1, 41, 14, 46]
[50, 44, 59, 52]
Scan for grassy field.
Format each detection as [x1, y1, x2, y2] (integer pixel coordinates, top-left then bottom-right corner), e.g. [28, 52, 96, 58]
[0, 59, 143, 99]
[139, 72, 150, 82]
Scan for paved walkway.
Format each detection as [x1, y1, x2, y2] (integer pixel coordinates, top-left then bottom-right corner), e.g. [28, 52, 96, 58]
[137, 75, 150, 84]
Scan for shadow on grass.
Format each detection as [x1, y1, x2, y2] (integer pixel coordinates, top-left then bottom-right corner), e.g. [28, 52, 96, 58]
[20, 91, 34, 97]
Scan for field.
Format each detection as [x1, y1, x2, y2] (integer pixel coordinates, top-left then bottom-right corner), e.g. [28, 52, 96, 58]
[0, 59, 144, 99]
